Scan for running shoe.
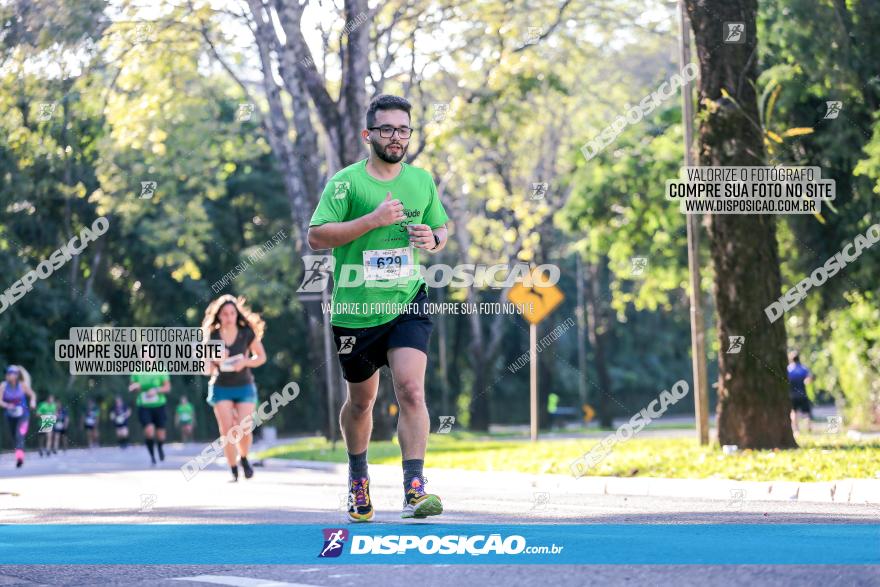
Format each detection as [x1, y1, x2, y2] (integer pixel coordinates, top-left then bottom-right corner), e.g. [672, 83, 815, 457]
[240, 456, 254, 479]
[347, 477, 374, 522]
[401, 476, 442, 519]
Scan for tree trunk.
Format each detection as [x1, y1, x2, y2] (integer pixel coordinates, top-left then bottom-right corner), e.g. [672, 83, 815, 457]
[686, 0, 795, 449]
[584, 260, 614, 428]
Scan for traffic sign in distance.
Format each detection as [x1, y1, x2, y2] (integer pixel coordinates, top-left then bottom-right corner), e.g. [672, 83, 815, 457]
[507, 270, 564, 324]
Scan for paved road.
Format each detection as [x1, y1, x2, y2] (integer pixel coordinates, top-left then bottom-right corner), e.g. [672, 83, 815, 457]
[0, 442, 877, 586]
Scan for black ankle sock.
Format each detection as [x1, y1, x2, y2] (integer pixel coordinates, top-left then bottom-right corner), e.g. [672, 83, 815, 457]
[348, 450, 368, 480]
[230, 465, 239, 480]
[145, 438, 156, 462]
[402, 459, 424, 489]
[156, 441, 165, 461]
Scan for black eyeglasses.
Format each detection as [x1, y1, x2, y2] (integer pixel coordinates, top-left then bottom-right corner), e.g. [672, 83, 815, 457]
[368, 125, 413, 139]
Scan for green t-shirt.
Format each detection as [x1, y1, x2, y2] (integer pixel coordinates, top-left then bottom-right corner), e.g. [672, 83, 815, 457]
[130, 372, 170, 407]
[309, 159, 449, 328]
[548, 393, 559, 413]
[176, 403, 194, 423]
[36, 401, 56, 416]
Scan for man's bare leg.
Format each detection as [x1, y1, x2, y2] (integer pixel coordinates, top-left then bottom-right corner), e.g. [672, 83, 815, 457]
[387, 347, 428, 460]
[388, 346, 442, 518]
[340, 370, 381, 521]
[339, 370, 381, 454]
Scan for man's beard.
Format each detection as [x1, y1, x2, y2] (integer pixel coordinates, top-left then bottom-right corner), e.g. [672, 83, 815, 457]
[373, 140, 407, 163]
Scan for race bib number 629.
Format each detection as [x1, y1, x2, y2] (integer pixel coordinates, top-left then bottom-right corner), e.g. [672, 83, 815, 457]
[362, 246, 414, 281]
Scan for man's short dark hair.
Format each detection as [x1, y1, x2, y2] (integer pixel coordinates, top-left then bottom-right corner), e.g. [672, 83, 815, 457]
[366, 94, 411, 129]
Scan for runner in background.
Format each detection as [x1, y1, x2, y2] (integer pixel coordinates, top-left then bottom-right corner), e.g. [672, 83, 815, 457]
[129, 369, 171, 465]
[83, 398, 100, 448]
[788, 350, 814, 434]
[36, 394, 57, 457]
[53, 402, 69, 453]
[0, 366, 37, 468]
[201, 295, 266, 482]
[111, 395, 132, 449]
[175, 396, 195, 443]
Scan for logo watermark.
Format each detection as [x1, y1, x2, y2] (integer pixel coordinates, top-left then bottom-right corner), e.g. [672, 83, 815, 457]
[139, 181, 157, 199]
[437, 416, 456, 433]
[139, 494, 157, 512]
[823, 101, 842, 119]
[726, 336, 745, 354]
[727, 488, 746, 509]
[524, 27, 542, 46]
[37, 102, 57, 121]
[826, 415, 843, 434]
[570, 380, 690, 477]
[0, 217, 110, 315]
[724, 22, 745, 43]
[337, 336, 356, 354]
[581, 63, 699, 161]
[319, 528, 348, 558]
[432, 103, 451, 123]
[237, 103, 255, 122]
[38, 415, 56, 433]
[530, 182, 548, 200]
[765, 223, 879, 323]
[531, 491, 550, 510]
[631, 256, 648, 276]
[180, 382, 300, 480]
[211, 229, 289, 294]
[508, 317, 576, 374]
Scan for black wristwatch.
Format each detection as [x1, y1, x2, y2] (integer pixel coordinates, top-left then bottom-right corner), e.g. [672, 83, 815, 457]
[431, 234, 441, 250]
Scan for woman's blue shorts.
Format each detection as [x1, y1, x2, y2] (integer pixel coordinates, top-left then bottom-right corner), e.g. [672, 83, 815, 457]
[207, 383, 258, 406]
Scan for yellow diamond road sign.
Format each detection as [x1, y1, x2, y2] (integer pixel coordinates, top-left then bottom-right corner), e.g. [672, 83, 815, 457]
[507, 271, 564, 324]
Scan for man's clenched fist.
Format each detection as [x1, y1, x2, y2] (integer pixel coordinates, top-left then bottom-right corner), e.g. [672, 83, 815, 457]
[371, 192, 406, 227]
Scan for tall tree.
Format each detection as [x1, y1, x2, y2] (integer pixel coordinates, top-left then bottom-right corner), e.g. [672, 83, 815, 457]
[685, 0, 795, 448]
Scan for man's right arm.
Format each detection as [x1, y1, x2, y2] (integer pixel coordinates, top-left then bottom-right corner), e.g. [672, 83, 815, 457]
[308, 191, 404, 250]
[307, 214, 380, 250]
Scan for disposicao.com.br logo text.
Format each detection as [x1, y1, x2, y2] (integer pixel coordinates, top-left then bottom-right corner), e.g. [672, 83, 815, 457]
[319, 531, 564, 557]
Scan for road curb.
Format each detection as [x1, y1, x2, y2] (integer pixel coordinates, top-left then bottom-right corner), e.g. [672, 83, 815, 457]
[265, 458, 880, 505]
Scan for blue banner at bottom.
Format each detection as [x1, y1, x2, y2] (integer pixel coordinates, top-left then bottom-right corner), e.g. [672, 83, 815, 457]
[1, 524, 877, 565]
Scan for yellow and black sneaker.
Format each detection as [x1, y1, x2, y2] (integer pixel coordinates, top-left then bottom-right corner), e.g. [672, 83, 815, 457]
[348, 477, 374, 522]
[401, 476, 443, 519]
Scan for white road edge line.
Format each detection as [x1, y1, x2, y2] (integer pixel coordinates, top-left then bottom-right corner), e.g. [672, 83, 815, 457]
[170, 575, 323, 587]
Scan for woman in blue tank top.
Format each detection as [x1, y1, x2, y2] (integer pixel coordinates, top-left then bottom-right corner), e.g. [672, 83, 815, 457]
[0, 365, 37, 468]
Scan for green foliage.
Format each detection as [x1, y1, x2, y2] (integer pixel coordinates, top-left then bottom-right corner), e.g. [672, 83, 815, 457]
[260, 434, 880, 482]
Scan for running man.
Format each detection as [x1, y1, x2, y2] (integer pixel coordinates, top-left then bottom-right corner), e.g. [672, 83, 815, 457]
[307, 94, 449, 521]
[83, 398, 100, 448]
[111, 395, 132, 449]
[129, 369, 171, 465]
[0, 366, 37, 468]
[787, 350, 813, 434]
[201, 295, 267, 482]
[36, 394, 57, 456]
[52, 403, 69, 453]
[175, 396, 195, 443]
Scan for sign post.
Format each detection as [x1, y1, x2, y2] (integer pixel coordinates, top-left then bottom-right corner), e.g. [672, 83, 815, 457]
[507, 270, 565, 442]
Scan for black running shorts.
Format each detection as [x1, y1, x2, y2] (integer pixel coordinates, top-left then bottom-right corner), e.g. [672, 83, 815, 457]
[137, 405, 167, 428]
[790, 395, 812, 415]
[332, 285, 433, 383]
